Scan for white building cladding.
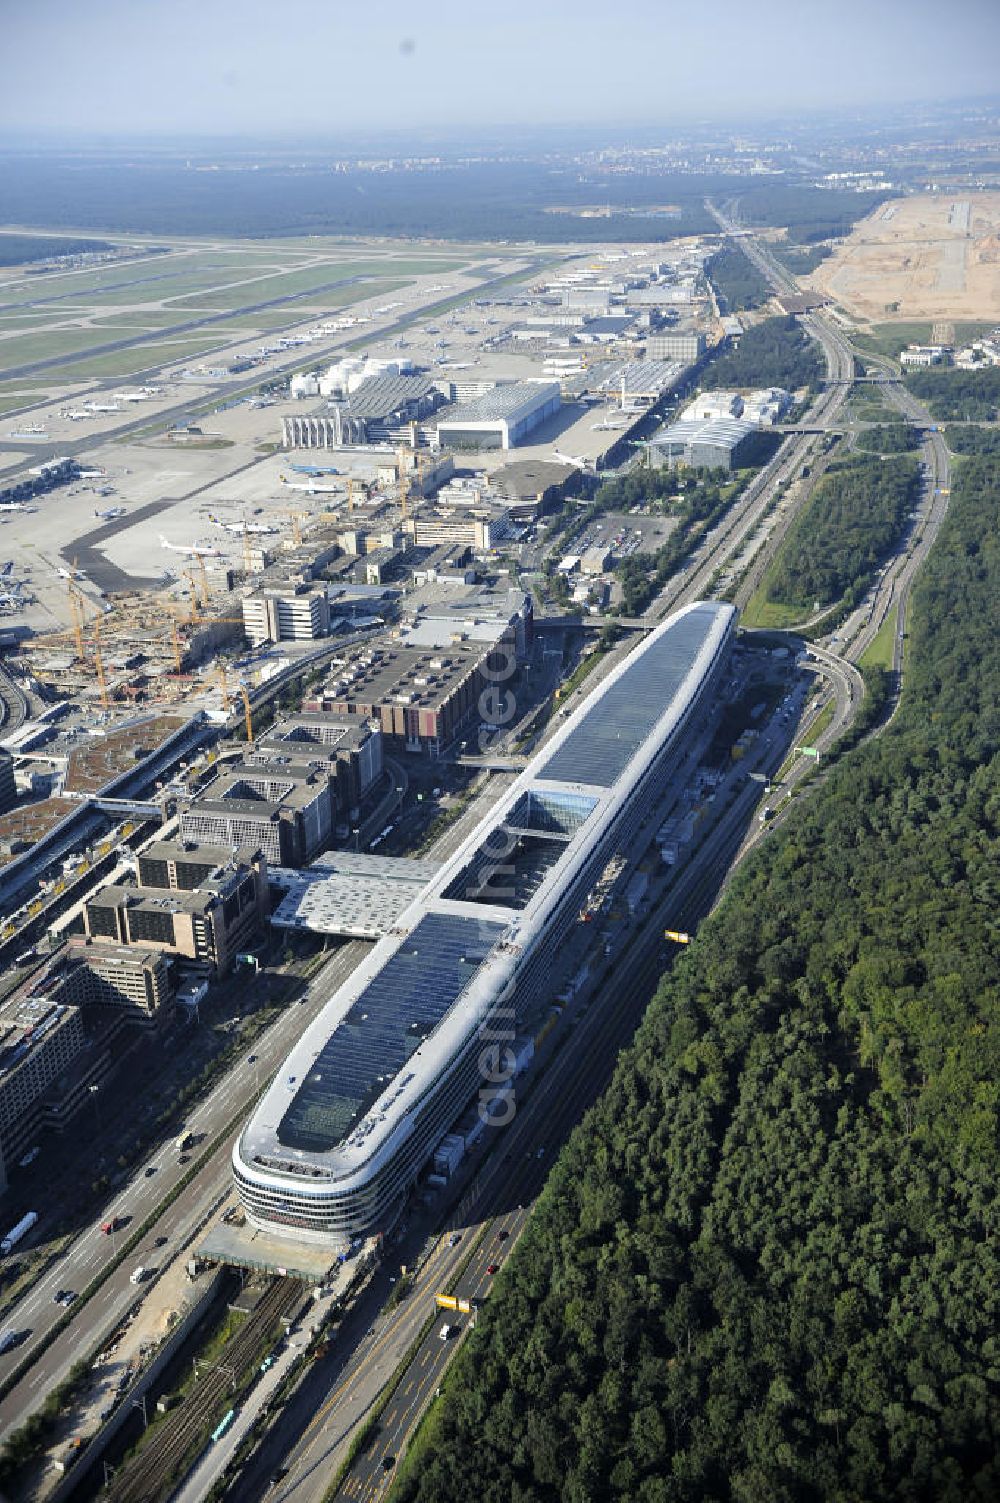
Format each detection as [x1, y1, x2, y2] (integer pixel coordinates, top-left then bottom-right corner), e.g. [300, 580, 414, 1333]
[232, 601, 736, 1243]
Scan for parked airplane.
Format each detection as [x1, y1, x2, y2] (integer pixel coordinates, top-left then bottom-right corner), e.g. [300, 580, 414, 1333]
[208, 515, 278, 536]
[0, 503, 30, 513]
[290, 463, 340, 477]
[279, 474, 339, 495]
[552, 450, 595, 472]
[159, 535, 224, 558]
[94, 506, 126, 520]
[84, 402, 121, 415]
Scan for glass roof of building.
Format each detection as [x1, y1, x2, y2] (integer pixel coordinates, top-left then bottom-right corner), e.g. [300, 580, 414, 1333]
[276, 912, 505, 1155]
[538, 602, 723, 788]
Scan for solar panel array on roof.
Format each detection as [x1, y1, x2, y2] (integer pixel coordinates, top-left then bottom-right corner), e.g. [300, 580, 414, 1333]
[538, 602, 722, 788]
[276, 912, 504, 1155]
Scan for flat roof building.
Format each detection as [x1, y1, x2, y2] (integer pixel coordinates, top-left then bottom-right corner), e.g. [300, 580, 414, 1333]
[180, 764, 333, 869]
[242, 584, 330, 645]
[233, 601, 736, 1243]
[83, 851, 268, 976]
[435, 382, 560, 452]
[0, 993, 86, 1164]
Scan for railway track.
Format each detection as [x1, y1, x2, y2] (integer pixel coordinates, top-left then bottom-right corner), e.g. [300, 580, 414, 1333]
[105, 1277, 303, 1503]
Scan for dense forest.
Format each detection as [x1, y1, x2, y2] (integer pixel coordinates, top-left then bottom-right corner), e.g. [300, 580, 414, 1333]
[0, 234, 114, 266]
[853, 422, 920, 454]
[728, 184, 891, 241]
[767, 453, 920, 611]
[904, 367, 1000, 422]
[705, 247, 771, 312]
[770, 242, 833, 276]
[944, 423, 1000, 456]
[701, 315, 825, 393]
[391, 453, 1000, 1503]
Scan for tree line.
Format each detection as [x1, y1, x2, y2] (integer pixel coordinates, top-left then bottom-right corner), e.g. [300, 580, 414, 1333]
[390, 454, 1000, 1503]
[702, 315, 825, 393]
[766, 452, 921, 612]
[705, 247, 771, 312]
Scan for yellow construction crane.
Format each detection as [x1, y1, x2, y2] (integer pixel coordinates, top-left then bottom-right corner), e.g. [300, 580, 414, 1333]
[346, 476, 356, 515]
[216, 665, 254, 741]
[278, 508, 307, 546]
[238, 684, 253, 743]
[170, 617, 184, 674]
[396, 446, 413, 521]
[182, 569, 208, 619]
[66, 581, 86, 662]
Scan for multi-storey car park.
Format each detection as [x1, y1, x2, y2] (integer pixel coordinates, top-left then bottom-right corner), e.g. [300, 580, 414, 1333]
[232, 600, 736, 1244]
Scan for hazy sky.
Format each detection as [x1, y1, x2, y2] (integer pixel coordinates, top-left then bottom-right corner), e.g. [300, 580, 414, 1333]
[3, 0, 999, 138]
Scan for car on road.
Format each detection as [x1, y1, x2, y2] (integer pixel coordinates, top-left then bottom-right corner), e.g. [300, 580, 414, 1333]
[248, 1054, 257, 1063]
[144, 1165, 157, 1178]
[382, 1455, 396, 1471]
[448, 1232, 461, 1247]
[497, 1227, 509, 1240]
[486, 1263, 500, 1276]
[439, 1323, 454, 1341]
[154, 1235, 168, 1247]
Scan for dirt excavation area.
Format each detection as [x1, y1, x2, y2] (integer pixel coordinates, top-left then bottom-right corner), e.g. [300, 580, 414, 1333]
[806, 192, 1000, 323]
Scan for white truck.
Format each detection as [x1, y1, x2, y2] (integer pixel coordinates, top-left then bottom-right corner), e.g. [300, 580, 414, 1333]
[1, 1211, 38, 1256]
[129, 1265, 148, 1285]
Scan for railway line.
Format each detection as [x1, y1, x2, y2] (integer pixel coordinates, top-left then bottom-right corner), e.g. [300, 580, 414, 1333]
[105, 1275, 303, 1503]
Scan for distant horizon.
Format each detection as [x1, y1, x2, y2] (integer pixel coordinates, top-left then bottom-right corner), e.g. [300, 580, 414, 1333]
[1, 91, 999, 154]
[4, 0, 1000, 138]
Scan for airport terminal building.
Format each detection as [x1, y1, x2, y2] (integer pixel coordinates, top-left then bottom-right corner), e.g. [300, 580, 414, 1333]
[232, 601, 736, 1243]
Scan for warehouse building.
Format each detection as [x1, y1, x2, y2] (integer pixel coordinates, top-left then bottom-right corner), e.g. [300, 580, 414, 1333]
[647, 416, 763, 471]
[434, 382, 560, 452]
[646, 331, 706, 361]
[282, 375, 444, 449]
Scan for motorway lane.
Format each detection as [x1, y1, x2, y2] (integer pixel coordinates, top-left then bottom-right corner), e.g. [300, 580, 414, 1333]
[0, 939, 373, 1435]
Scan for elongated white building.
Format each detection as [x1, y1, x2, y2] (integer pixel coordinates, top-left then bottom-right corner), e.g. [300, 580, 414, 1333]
[233, 600, 736, 1242]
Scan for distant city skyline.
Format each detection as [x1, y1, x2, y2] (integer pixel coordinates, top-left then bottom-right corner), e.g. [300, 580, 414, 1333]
[3, 0, 1000, 139]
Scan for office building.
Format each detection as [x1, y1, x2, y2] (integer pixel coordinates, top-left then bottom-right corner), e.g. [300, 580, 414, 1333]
[65, 939, 174, 1022]
[83, 852, 268, 975]
[179, 764, 333, 868]
[242, 584, 330, 645]
[249, 716, 383, 819]
[0, 994, 86, 1164]
[233, 601, 736, 1242]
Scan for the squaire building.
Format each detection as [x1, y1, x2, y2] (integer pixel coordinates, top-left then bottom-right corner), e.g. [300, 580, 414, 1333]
[232, 601, 736, 1243]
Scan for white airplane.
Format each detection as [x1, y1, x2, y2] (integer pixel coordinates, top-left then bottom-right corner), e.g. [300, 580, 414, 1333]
[84, 402, 121, 415]
[279, 474, 339, 495]
[552, 450, 595, 472]
[94, 506, 126, 520]
[208, 515, 278, 536]
[0, 502, 30, 513]
[159, 534, 224, 558]
[62, 409, 95, 421]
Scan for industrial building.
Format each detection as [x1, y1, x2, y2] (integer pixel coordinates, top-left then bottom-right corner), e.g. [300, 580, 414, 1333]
[241, 584, 331, 645]
[270, 852, 441, 940]
[646, 331, 706, 361]
[83, 849, 269, 975]
[647, 416, 763, 472]
[232, 600, 736, 1243]
[434, 382, 560, 452]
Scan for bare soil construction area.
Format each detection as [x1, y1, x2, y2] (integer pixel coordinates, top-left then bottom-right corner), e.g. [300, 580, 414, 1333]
[807, 193, 1000, 323]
